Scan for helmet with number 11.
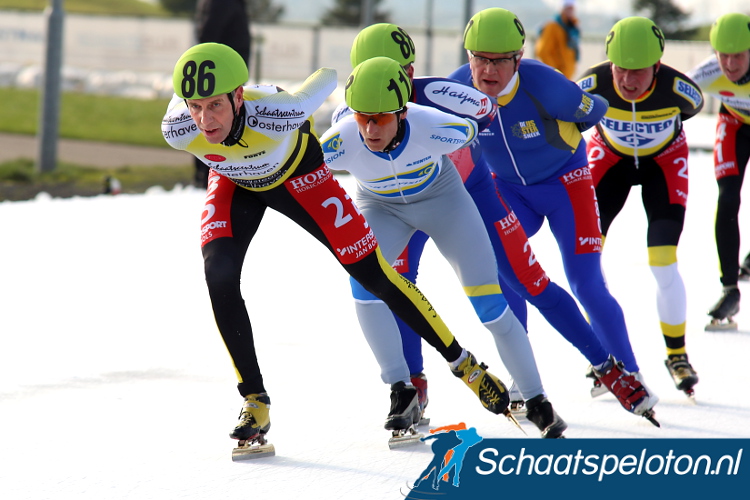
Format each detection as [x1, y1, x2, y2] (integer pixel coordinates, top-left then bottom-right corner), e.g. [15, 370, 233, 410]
[345, 56, 412, 114]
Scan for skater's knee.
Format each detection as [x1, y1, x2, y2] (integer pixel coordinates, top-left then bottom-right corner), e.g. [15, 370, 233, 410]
[204, 253, 242, 289]
[466, 286, 507, 323]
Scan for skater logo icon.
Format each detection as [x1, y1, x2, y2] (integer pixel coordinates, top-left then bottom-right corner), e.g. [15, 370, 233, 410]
[408, 423, 485, 495]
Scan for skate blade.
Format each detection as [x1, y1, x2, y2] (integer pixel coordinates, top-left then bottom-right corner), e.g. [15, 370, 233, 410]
[231, 440, 276, 461]
[417, 416, 431, 426]
[684, 389, 697, 402]
[639, 409, 661, 428]
[705, 318, 738, 331]
[590, 383, 608, 398]
[388, 427, 424, 449]
[503, 409, 527, 435]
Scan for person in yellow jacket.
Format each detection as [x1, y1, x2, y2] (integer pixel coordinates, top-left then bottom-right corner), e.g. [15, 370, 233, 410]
[534, 0, 580, 79]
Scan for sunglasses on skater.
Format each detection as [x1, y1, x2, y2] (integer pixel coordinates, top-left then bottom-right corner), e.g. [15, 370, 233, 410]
[352, 108, 404, 127]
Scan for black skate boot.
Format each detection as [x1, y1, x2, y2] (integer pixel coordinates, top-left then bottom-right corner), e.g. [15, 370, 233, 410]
[665, 354, 699, 398]
[525, 395, 567, 439]
[706, 286, 740, 331]
[385, 382, 422, 449]
[230, 393, 275, 460]
[384, 382, 420, 431]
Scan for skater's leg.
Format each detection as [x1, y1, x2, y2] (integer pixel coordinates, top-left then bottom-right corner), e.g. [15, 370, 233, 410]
[393, 230, 430, 375]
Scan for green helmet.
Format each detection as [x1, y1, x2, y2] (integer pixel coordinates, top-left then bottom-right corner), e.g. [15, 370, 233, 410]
[345, 56, 411, 113]
[710, 13, 750, 54]
[350, 23, 416, 68]
[172, 43, 248, 99]
[463, 8, 525, 53]
[605, 17, 665, 69]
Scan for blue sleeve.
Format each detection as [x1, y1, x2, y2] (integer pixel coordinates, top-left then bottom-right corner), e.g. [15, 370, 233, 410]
[526, 62, 608, 128]
[576, 94, 608, 132]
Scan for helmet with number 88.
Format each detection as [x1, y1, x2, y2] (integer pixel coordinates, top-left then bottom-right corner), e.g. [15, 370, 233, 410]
[172, 43, 248, 99]
[345, 56, 411, 114]
[350, 23, 416, 68]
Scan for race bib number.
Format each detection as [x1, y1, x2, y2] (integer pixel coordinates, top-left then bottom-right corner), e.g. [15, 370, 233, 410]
[285, 165, 377, 264]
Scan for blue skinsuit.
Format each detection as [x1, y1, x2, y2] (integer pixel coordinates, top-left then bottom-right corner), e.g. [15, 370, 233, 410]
[449, 59, 641, 372]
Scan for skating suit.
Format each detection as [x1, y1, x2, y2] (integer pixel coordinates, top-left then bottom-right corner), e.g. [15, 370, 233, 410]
[162, 68, 465, 396]
[321, 103, 545, 399]
[688, 56, 750, 287]
[450, 59, 643, 372]
[577, 61, 703, 354]
[334, 76, 612, 376]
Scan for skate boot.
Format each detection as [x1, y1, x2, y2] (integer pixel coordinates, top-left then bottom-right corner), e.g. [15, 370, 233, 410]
[593, 356, 660, 427]
[410, 373, 430, 425]
[525, 395, 567, 439]
[451, 352, 510, 416]
[584, 364, 609, 398]
[706, 286, 740, 331]
[230, 393, 274, 460]
[665, 354, 699, 398]
[508, 380, 525, 414]
[385, 382, 422, 448]
[385, 382, 420, 431]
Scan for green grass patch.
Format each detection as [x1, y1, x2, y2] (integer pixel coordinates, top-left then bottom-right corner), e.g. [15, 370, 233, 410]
[0, 158, 192, 202]
[2, 88, 170, 148]
[0, 0, 172, 16]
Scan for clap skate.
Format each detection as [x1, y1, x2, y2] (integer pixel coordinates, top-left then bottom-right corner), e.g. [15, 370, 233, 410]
[592, 356, 660, 427]
[385, 382, 424, 449]
[230, 393, 275, 460]
[451, 352, 522, 432]
[665, 354, 699, 399]
[411, 373, 430, 426]
[706, 286, 740, 331]
[508, 380, 526, 416]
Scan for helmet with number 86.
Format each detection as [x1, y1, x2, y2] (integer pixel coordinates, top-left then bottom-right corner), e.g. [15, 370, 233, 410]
[172, 43, 248, 99]
[345, 56, 411, 114]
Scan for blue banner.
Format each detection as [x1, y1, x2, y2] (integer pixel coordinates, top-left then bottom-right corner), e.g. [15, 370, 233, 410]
[404, 426, 747, 499]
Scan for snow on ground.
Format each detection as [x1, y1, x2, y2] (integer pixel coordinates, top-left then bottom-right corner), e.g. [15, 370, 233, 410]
[1, 116, 748, 499]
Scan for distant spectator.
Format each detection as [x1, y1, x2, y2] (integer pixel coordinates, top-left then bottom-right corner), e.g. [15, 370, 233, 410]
[192, 0, 252, 189]
[103, 176, 122, 195]
[534, 0, 580, 79]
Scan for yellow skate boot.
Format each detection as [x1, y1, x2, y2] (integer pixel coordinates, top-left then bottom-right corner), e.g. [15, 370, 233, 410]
[230, 393, 271, 443]
[451, 352, 510, 415]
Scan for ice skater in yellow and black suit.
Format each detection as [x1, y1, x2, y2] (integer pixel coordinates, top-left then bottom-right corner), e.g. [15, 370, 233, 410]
[161, 42, 512, 450]
[576, 17, 703, 397]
